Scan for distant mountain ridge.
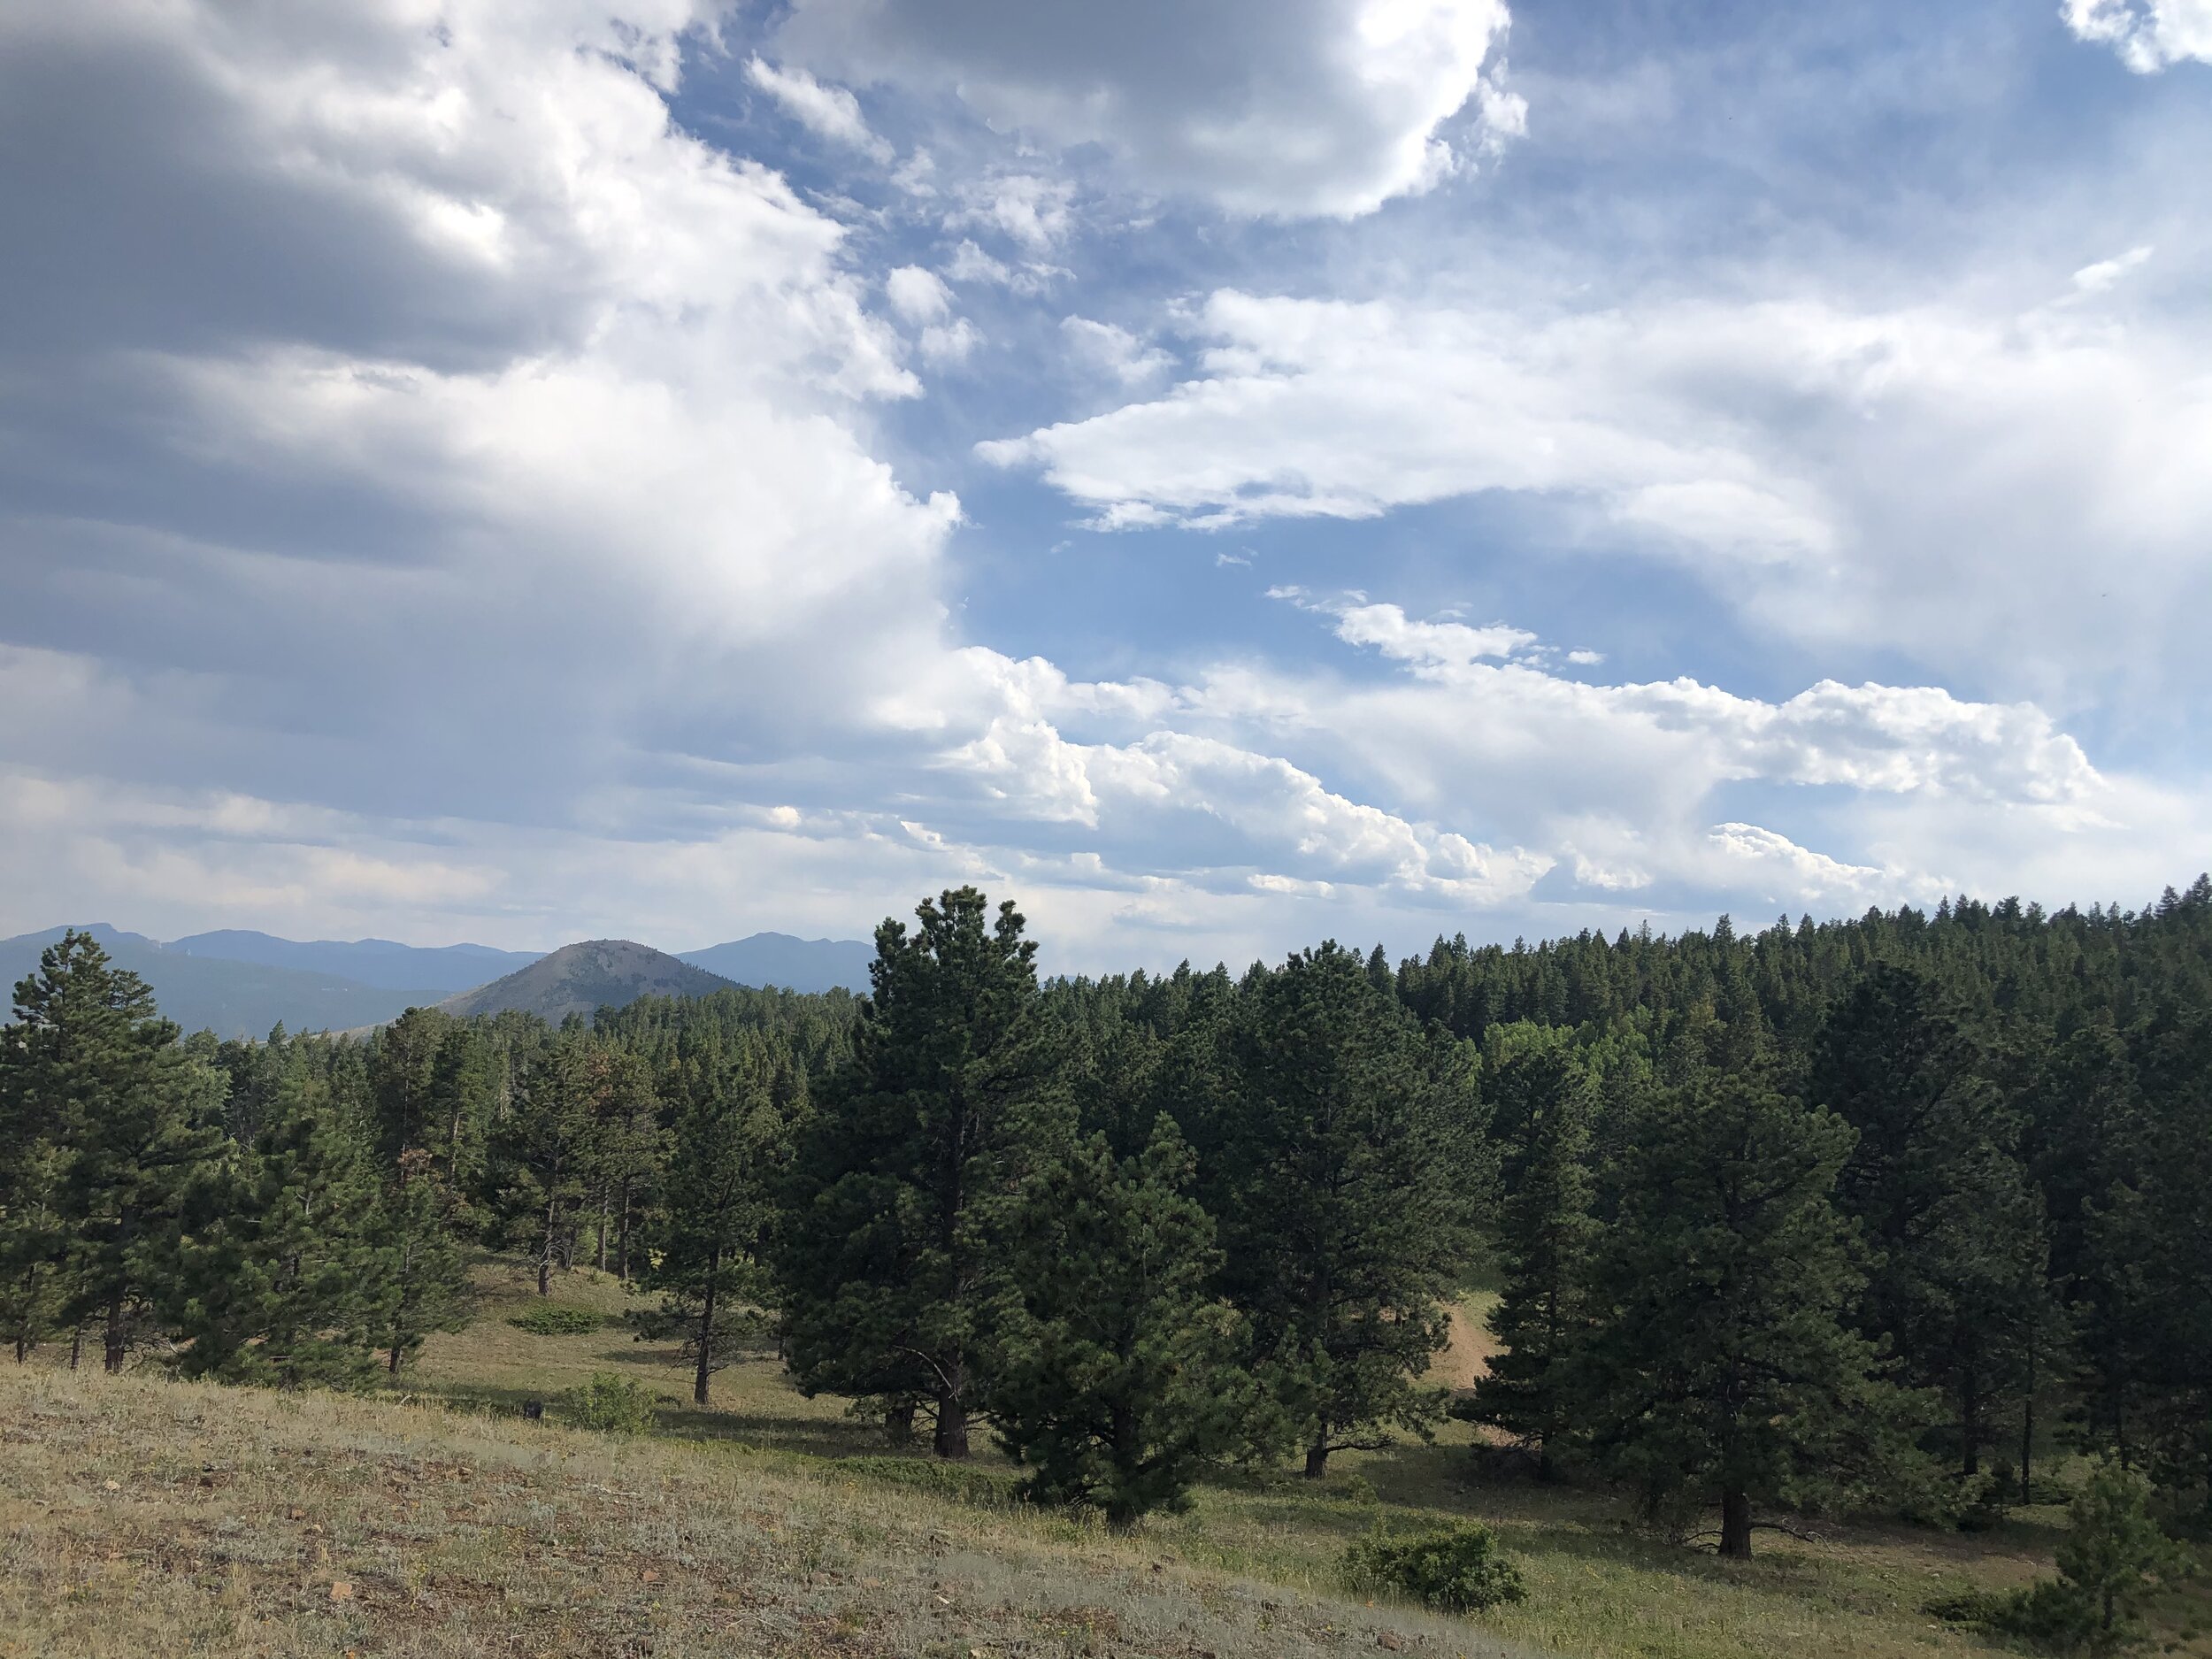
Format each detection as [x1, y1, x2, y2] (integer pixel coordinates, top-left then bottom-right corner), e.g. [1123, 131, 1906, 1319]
[0, 926, 444, 1038]
[440, 940, 737, 1023]
[680, 932, 872, 995]
[167, 929, 538, 992]
[1, 924, 873, 1037]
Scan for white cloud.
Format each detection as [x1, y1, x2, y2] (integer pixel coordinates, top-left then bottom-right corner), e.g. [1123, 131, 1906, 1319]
[2072, 244, 2155, 292]
[744, 55, 894, 162]
[955, 173, 1075, 252]
[981, 288, 2212, 699]
[770, 0, 1521, 218]
[919, 318, 981, 364]
[945, 238, 1067, 295]
[2063, 0, 2212, 70]
[1062, 317, 1174, 385]
[886, 265, 954, 321]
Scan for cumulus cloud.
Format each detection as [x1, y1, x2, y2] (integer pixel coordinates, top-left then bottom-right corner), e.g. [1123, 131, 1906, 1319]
[980, 288, 2212, 698]
[1062, 317, 1174, 385]
[886, 265, 954, 321]
[745, 55, 895, 161]
[0, 2, 959, 847]
[769, 0, 1521, 217]
[2063, 0, 2212, 70]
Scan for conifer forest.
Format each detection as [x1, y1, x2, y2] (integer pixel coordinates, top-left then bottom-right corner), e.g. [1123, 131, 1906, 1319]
[8, 877, 2212, 1604]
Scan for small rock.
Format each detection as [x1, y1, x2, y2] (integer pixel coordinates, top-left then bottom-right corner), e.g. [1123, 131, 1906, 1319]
[639, 1568, 660, 1584]
[1377, 1634, 1405, 1653]
[102, 1479, 120, 1492]
[329, 1581, 354, 1602]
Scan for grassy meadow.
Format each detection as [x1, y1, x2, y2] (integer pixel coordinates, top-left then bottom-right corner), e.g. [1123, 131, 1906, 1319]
[4, 1257, 2207, 1659]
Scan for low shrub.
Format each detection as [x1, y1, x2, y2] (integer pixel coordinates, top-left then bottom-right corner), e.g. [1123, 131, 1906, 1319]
[1344, 1522, 1528, 1615]
[560, 1373, 657, 1433]
[832, 1455, 1022, 1509]
[509, 1304, 603, 1335]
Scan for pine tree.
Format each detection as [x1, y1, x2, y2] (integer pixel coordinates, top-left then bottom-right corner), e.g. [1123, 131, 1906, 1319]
[0, 1136, 68, 1363]
[375, 1147, 472, 1377]
[172, 1072, 394, 1389]
[1572, 1067, 1904, 1557]
[641, 1048, 784, 1405]
[987, 1116, 1241, 1523]
[779, 887, 1069, 1458]
[1812, 964, 2048, 1474]
[488, 1028, 605, 1295]
[1, 933, 223, 1371]
[1471, 1042, 1599, 1476]
[1201, 942, 1486, 1478]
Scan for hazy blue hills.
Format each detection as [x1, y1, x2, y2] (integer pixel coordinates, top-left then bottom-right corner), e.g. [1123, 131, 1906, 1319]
[679, 932, 872, 995]
[166, 930, 537, 992]
[439, 940, 736, 1023]
[2, 924, 873, 1037]
[0, 925, 443, 1038]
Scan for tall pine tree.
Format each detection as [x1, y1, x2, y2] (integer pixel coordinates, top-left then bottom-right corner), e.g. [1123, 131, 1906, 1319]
[2, 933, 222, 1371]
[780, 887, 1069, 1458]
[987, 1116, 1241, 1522]
[1572, 1066, 1904, 1557]
[1201, 942, 1486, 1478]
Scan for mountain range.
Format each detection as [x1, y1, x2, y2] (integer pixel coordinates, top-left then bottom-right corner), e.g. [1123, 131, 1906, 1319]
[0, 925, 871, 1038]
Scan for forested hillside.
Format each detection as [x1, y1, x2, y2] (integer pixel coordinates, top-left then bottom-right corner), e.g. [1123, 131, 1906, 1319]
[4, 879, 2208, 1634]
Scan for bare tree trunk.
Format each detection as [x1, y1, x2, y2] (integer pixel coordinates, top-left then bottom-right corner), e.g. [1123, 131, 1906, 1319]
[1303, 1437, 1331, 1479]
[539, 1197, 557, 1295]
[1961, 1356, 1981, 1477]
[595, 1187, 609, 1274]
[617, 1180, 633, 1282]
[104, 1295, 126, 1373]
[694, 1266, 718, 1407]
[933, 1364, 970, 1460]
[1720, 1490, 1754, 1559]
[69, 1325, 82, 1371]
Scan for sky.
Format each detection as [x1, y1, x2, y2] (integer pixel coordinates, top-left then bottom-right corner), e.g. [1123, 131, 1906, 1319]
[2, 0, 2208, 973]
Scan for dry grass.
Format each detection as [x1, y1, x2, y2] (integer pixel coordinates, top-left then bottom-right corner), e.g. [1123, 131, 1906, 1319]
[5, 1270, 2208, 1659]
[0, 1364, 1533, 1659]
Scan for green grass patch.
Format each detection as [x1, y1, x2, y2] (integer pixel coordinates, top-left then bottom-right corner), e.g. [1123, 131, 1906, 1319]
[506, 1303, 603, 1335]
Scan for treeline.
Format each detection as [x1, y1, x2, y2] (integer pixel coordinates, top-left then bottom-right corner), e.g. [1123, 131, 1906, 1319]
[2, 878, 2208, 1552]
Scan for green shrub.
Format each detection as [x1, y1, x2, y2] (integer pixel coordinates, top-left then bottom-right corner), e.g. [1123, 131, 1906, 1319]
[509, 1304, 603, 1335]
[1924, 1463, 2184, 1655]
[560, 1373, 657, 1433]
[1345, 1523, 1528, 1615]
[831, 1455, 1022, 1509]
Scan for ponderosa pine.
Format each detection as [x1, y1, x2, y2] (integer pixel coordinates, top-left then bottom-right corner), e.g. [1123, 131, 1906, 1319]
[779, 887, 1069, 1458]
[987, 1115, 1240, 1522]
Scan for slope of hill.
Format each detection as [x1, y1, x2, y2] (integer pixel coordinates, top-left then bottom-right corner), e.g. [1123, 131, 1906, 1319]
[679, 930, 872, 992]
[439, 939, 735, 1022]
[0, 925, 438, 1037]
[166, 929, 536, 992]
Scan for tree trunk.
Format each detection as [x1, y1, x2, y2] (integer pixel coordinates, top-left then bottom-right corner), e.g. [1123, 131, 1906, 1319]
[388, 1342, 403, 1376]
[2020, 1339, 2036, 1498]
[104, 1295, 127, 1373]
[617, 1181, 633, 1282]
[69, 1324, 82, 1371]
[1961, 1356, 1981, 1477]
[1303, 1435, 1331, 1479]
[933, 1365, 970, 1459]
[595, 1188, 609, 1274]
[540, 1196, 557, 1295]
[694, 1265, 718, 1407]
[1719, 1490, 1754, 1559]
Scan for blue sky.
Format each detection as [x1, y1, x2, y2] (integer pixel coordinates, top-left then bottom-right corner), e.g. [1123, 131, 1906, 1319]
[1, 0, 2208, 972]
